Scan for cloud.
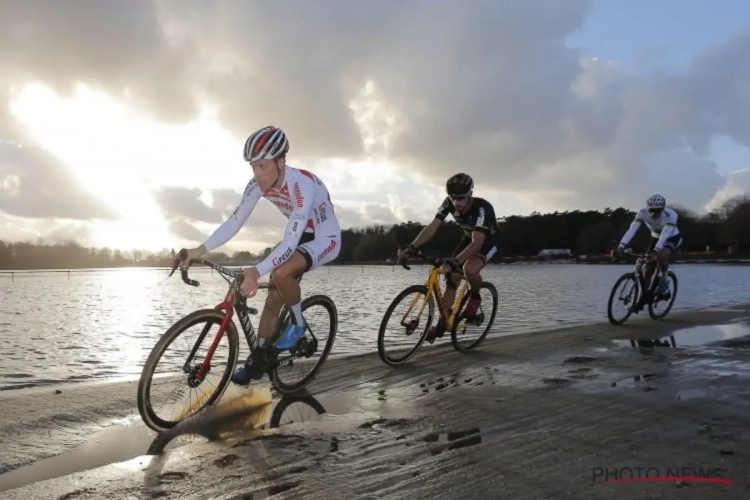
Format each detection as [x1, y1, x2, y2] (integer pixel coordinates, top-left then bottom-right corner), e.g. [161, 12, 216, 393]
[168, 218, 208, 244]
[0, 1, 199, 123]
[154, 184, 290, 248]
[210, 188, 243, 218]
[0, 212, 95, 245]
[153, 186, 222, 223]
[707, 168, 750, 211]
[0, 141, 118, 220]
[2, 0, 750, 230]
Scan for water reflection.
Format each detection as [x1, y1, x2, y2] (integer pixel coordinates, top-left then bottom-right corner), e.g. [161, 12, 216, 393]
[93, 269, 156, 375]
[612, 320, 750, 350]
[613, 337, 677, 349]
[0, 391, 329, 494]
[147, 391, 328, 455]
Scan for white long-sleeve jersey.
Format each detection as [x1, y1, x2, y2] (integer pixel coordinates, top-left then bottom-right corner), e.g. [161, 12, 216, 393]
[203, 165, 340, 276]
[619, 207, 680, 251]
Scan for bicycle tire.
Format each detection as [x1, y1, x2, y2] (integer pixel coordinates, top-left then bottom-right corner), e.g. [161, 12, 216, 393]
[607, 273, 639, 325]
[648, 271, 678, 320]
[269, 394, 327, 428]
[450, 282, 498, 353]
[137, 309, 240, 433]
[377, 284, 435, 366]
[270, 295, 338, 394]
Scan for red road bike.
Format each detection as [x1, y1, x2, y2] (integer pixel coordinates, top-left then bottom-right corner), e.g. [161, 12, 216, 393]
[137, 249, 338, 432]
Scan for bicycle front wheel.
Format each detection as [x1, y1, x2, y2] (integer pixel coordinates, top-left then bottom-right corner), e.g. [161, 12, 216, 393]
[377, 284, 435, 366]
[607, 273, 639, 325]
[137, 309, 239, 433]
[271, 294, 338, 394]
[450, 282, 498, 353]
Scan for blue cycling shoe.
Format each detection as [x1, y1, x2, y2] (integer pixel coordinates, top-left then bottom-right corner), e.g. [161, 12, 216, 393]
[274, 323, 306, 350]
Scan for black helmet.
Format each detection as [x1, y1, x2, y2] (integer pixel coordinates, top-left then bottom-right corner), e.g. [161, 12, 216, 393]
[446, 173, 474, 197]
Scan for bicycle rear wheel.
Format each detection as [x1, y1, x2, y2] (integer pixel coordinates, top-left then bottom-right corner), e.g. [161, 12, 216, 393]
[137, 309, 239, 433]
[648, 271, 678, 320]
[270, 295, 338, 394]
[607, 273, 639, 325]
[450, 282, 498, 353]
[377, 285, 435, 366]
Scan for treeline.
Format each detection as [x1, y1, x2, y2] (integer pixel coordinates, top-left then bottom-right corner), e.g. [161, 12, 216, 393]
[336, 195, 750, 262]
[0, 196, 748, 270]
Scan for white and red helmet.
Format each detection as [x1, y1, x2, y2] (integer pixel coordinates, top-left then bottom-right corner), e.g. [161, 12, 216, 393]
[243, 126, 289, 162]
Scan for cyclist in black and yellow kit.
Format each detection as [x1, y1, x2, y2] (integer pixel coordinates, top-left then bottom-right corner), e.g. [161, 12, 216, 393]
[397, 173, 499, 342]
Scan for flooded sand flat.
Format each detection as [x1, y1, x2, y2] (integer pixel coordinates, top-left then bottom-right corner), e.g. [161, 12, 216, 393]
[2, 304, 750, 499]
[3, 264, 750, 391]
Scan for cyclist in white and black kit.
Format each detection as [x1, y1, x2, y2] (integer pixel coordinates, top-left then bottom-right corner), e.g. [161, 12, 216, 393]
[612, 194, 682, 307]
[397, 173, 499, 342]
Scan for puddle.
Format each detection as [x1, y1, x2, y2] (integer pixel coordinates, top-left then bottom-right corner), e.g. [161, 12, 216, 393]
[612, 321, 750, 349]
[423, 428, 482, 455]
[612, 337, 676, 349]
[344, 427, 483, 461]
[418, 366, 501, 395]
[675, 389, 707, 401]
[0, 387, 376, 494]
[611, 372, 668, 389]
[0, 423, 182, 493]
[247, 481, 301, 498]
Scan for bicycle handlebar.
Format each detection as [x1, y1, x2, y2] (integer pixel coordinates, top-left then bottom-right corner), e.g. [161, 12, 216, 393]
[169, 249, 201, 287]
[612, 248, 652, 260]
[170, 249, 261, 291]
[397, 249, 443, 271]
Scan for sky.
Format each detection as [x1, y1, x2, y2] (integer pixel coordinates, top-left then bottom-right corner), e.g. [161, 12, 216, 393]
[1, 0, 750, 255]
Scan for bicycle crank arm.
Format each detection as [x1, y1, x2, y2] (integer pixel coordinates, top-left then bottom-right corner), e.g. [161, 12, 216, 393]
[274, 354, 296, 367]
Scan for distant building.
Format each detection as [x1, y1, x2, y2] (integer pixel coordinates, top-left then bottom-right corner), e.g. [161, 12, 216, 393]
[538, 249, 572, 257]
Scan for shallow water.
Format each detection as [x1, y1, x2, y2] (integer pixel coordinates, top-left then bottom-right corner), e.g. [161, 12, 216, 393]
[1, 263, 749, 390]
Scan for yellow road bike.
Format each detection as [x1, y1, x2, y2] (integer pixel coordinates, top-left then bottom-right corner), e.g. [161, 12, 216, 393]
[377, 250, 498, 365]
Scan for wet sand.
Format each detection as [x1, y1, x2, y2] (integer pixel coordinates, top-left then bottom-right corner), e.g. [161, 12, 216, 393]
[2, 304, 750, 499]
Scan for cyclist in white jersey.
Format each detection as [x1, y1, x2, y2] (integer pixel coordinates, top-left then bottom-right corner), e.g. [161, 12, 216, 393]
[178, 126, 341, 383]
[612, 194, 683, 307]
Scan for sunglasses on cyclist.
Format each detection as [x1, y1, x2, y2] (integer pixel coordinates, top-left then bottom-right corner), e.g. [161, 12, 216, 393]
[648, 208, 663, 215]
[450, 194, 469, 201]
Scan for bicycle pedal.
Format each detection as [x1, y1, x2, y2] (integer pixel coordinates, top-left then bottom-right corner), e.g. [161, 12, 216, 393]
[248, 307, 258, 315]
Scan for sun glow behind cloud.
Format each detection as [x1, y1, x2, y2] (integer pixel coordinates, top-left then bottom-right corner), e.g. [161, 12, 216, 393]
[8, 83, 249, 249]
[5, 79, 536, 253]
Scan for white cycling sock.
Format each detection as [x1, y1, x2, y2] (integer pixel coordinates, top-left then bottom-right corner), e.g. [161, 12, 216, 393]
[290, 303, 305, 327]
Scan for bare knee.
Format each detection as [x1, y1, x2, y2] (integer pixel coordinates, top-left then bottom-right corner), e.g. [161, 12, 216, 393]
[270, 265, 295, 285]
[463, 258, 484, 281]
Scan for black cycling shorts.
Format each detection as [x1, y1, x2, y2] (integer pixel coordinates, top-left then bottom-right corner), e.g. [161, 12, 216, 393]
[451, 234, 499, 264]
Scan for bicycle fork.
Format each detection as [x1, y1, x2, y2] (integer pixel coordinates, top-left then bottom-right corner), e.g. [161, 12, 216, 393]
[400, 291, 432, 334]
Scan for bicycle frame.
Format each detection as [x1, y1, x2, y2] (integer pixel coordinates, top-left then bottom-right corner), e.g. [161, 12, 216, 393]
[169, 254, 271, 382]
[631, 252, 664, 293]
[399, 252, 470, 332]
